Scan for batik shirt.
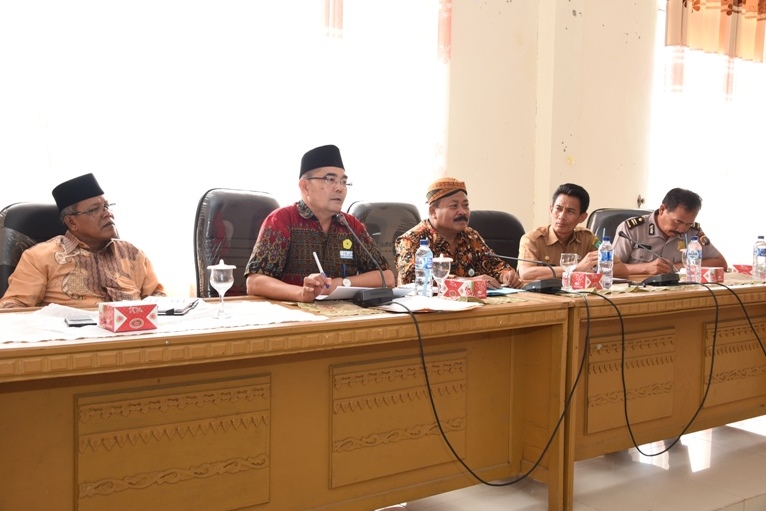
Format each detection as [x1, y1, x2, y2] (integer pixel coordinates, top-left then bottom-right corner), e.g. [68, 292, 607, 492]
[395, 219, 511, 285]
[0, 231, 165, 309]
[613, 211, 722, 265]
[245, 201, 389, 285]
[518, 225, 603, 270]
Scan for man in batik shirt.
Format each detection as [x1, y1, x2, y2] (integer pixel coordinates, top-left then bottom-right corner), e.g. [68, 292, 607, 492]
[395, 177, 523, 288]
[0, 173, 165, 308]
[245, 144, 395, 302]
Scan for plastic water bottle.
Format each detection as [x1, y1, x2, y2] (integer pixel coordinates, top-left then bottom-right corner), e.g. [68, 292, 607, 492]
[753, 235, 766, 280]
[597, 236, 614, 290]
[414, 239, 433, 297]
[686, 236, 702, 283]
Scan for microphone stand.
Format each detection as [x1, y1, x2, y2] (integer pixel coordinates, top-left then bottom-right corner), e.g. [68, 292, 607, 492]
[335, 214, 394, 307]
[492, 253, 561, 294]
[616, 231, 680, 286]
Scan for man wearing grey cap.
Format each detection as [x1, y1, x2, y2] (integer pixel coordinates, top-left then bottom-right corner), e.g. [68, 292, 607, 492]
[0, 173, 165, 308]
[245, 144, 394, 302]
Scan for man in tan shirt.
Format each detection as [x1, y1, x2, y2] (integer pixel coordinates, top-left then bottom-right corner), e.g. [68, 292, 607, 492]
[0, 173, 165, 308]
[518, 183, 628, 281]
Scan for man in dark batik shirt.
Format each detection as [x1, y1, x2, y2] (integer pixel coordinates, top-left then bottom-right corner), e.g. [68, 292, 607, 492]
[395, 177, 523, 289]
[245, 144, 395, 302]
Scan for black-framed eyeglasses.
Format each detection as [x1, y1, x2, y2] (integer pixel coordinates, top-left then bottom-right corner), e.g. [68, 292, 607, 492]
[69, 203, 116, 217]
[305, 175, 352, 187]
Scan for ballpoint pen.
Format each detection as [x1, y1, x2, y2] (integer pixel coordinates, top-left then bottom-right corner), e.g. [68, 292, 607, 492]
[312, 251, 330, 288]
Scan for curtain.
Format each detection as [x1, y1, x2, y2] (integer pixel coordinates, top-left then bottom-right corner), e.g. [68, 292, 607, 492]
[650, 4, 766, 271]
[666, 0, 766, 62]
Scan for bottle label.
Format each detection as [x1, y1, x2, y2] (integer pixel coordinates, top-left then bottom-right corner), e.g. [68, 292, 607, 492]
[757, 248, 766, 257]
[599, 251, 613, 263]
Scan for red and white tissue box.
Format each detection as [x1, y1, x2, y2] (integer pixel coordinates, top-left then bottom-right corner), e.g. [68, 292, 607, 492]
[98, 301, 159, 332]
[732, 264, 752, 275]
[701, 267, 724, 283]
[442, 278, 488, 299]
[570, 272, 603, 290]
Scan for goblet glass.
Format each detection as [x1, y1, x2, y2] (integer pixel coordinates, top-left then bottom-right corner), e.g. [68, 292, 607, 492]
[560, 253, 579, 291]
[208, 259, 236, 319]
[431, 255, 453, 297]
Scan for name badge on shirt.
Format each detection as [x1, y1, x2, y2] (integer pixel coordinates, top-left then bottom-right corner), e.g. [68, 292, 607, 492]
[340, 250, 354, 260]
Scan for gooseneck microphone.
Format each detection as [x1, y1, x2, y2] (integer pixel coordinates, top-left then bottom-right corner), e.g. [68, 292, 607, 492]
[335, 213, 394, 307]
[617, 231, 680, 286]
[491, 253, 561, 294]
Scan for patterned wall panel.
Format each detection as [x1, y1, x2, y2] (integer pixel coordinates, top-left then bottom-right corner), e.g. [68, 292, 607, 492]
[331, 350, 467, 487]
[76, 375, 271, 511]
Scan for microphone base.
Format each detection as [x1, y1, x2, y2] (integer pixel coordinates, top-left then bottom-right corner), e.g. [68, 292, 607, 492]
[353, 288, 395, 308]
[522, 279, 562, 294]
[641, 273, 680, 286]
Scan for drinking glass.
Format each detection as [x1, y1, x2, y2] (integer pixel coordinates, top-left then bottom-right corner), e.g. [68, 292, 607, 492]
[432, 255, 453, 297]
[560, 253, 579, 291]
[208, 259, 236, 319]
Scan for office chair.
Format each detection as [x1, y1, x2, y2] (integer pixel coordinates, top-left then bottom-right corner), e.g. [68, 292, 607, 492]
[194, 188, 279, 298]
[586, 208, 651, 242]
[346, 201, 421, 268]
[0, 202, 66, 297]
[468, 210, 526, 269]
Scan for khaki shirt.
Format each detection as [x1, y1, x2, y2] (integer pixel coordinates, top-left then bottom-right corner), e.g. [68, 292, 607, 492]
[518, 225, 604, 270]
[0, 231, 165, 309]
[613, 211, 722, 265]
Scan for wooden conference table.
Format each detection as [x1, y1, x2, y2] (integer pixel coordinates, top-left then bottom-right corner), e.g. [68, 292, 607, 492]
[0, 295, 570, 511]
[1, 282, 764, 511]
[562, 281, 766, 511]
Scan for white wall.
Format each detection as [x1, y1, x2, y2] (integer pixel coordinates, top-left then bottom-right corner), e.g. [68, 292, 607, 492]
[447, 0, 657, 229]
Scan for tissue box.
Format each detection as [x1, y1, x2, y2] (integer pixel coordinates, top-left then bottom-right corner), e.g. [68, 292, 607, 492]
[570, 272, 603, 290]
[701, 267, 724, 283]
[442, 278, 488, 299]
[732, 264, 752, 275]
[98, 301, 159, 332]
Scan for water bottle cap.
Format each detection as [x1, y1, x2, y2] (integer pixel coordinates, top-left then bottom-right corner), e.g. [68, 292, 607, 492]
[602, 236, 611, 242]
[691, 236, 698, 241]
[419, 239, 429, 246]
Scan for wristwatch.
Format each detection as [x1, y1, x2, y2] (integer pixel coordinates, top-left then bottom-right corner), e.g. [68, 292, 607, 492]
[342, 278, 352, 287]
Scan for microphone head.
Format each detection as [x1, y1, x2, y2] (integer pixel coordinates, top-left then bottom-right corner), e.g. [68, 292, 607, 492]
[618, 231, 630, 240]
[336, 213, 351, 227]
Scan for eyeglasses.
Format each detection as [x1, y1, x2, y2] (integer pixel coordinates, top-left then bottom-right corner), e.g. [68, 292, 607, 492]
[305, 175, 352, 187]
[69, 203, 116, 217]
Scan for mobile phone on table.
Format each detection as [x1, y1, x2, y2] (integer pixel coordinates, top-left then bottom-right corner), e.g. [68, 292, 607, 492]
[65, 316, 97, 327]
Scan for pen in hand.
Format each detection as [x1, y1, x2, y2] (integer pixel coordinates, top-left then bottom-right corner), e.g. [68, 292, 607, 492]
[312, 251, 331, 288]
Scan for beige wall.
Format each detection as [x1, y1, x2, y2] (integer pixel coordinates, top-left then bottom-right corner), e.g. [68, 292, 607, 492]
[447, 0, 658, 232]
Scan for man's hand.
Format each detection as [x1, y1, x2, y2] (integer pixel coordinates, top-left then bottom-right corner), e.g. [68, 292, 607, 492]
[299, 273, 331, 302]
[500, 269, 523, 288]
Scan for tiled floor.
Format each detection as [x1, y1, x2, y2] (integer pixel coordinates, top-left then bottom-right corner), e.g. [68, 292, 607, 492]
[376, 416, 766, 511]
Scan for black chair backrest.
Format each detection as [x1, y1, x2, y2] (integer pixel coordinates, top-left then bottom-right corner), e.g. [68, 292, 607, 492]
[0, 202, 66, 297]
[468, 210, 525, 269]
[193, 188, 279, 298]
[347, 201, 421, 268]
[586, 208, 652, 243]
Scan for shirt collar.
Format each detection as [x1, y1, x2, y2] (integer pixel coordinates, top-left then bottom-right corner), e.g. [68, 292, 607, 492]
[62, 230, 114, 254]
[297, 200, 316, 220]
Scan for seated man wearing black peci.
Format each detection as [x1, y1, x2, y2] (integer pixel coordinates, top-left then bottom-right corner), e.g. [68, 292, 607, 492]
[245, 144, 395, 303]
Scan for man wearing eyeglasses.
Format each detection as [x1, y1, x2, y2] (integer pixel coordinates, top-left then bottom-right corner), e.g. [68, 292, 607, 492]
[613, 187, 727, 274]
[245, 144, 395, 302]
[0, 173, 165, 308]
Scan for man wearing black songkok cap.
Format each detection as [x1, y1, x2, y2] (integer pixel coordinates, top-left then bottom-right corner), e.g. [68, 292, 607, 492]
[0, 173, 165, 308]
[245, 144, 394, 302]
